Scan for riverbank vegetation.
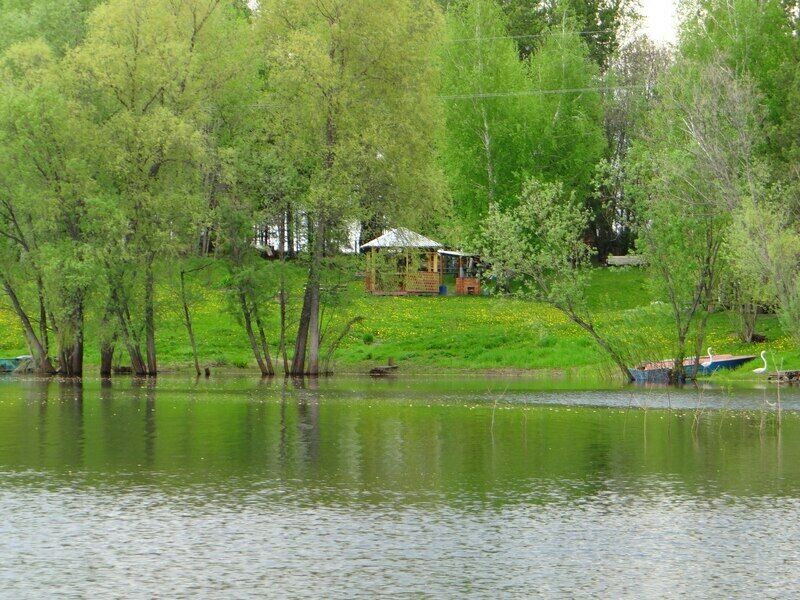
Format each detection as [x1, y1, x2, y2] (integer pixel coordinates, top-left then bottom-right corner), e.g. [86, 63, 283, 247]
[0, 265, 789, 378]
[1, 0, 800, 379]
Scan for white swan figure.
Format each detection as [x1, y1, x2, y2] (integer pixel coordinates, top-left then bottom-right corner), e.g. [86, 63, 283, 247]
[701, 347, 713, 368]
[753, 351, 768, 375]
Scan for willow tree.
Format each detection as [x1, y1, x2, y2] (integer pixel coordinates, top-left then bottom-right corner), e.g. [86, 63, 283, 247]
[0, 41, 98, 375]
[70, 0, 249, 375]
[628, 60, 763, 377]
[260, 0, 445, 376]
[676, 0, 800, 342]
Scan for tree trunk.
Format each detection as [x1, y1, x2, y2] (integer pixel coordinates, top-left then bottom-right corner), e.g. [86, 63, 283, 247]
[113, 294, 147, 376]
[568, 309, 633, 383]
[290, 283, 313, 375]
[295, 67, 334, 376]
[1, 275, 54, 374]
[278, 244, 289, 375]
[200, 228, 211, 256]
[180, 269, 201, 377]
[307, 218, 325, 375]
[100, 308, 115, 377]
[239, 291, 269, 376]
[144, 260, 157, 376]
[279, 281, 289, 375]
[251, 298, 275, 376]
[737, 301, 758, 343]
[307, 284, 321, 375]
[286, 205, 295, 259]
[129, 344, 147, 377]
[70, 299, 84, 376]
[55, 298, 84, 377]
[278, 210, 286, 258]
[291, 212, 323, 376]
[59, 347, 70, 376]
[100, 341, 114, 377]
[36, 274, 49, 356]
[109, 283, 146, 376]
[323, 316, 364, 374]
[672, 329, 688, 383]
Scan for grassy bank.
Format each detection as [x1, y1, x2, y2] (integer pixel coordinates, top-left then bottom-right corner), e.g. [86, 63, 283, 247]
[0, 264, 794, 379]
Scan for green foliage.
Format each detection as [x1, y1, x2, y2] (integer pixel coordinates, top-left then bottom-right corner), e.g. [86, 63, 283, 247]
[0, 40, 99, 365]
[480, 178, 592, 311]
[729, 189, 800, 341]
[440, 0, 533, 228]
[441, 0, 638, 67]
[628, 58, 770, 365]
[0, 0, 102, 54]
[440, 1, 605, 239]
[680, 0, 797, 140]
[526, 15, 605, 203]
[260, 0, 446, 227]
[2, 0, 800, 378]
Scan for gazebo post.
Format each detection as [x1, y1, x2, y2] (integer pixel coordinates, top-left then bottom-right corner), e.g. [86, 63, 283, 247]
[368, 248, 376, 292]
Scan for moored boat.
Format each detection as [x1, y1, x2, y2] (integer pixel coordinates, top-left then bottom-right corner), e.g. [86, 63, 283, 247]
[0, 356, 32, 373]
[629, 354, 757, 384]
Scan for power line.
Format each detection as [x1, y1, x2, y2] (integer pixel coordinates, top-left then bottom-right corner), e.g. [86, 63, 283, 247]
[246, 85, 650, 108]
[246, 85, 649, 109]
[438, 85, 645, 101]
[444, 28, 617, 44]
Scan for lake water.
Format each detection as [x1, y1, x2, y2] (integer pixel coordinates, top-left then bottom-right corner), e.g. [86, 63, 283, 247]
[2, 375, 800, 598]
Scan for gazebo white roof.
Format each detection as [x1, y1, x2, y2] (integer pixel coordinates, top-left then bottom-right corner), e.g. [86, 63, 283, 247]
[360, 227, 442, 250]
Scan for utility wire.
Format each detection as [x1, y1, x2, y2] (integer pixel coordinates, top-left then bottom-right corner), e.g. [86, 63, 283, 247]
[444, 28, 617, 44]
[248, 85, 649, 107]
[438, 84, 646, 100]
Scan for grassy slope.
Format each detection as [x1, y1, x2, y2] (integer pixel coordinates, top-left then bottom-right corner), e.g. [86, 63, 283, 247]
[338, 268, 793, 378]
[0, 265, 794, 378]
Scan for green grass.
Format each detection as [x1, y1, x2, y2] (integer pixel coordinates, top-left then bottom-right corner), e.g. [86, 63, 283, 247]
[340, 267, 792, 378]
[0, 263, 794, 379]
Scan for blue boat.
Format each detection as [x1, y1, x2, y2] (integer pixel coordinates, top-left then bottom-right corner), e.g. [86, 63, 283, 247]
[0, 356, 32, 373]
[695, 355, 757, 376]
[629, 354, 757, 384]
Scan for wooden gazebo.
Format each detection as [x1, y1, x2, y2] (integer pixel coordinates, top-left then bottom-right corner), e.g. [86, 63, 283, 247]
[361, 228, 443, 294]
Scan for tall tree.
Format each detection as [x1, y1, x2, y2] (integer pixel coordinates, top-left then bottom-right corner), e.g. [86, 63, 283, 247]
[526, 12, 605, 209]
[260, 0, 445, 375]
[593, 36, 672, 257]
[437, 0, 637, 67]
[0, 41, 97, 375]
[628, 60, 759, 377]
[498, 0, 636, 67]
[70, 0, 249, 375]
[676, 0, 800, 343]
[440, 0, 535, 233]
[680, 0, 799, 164]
